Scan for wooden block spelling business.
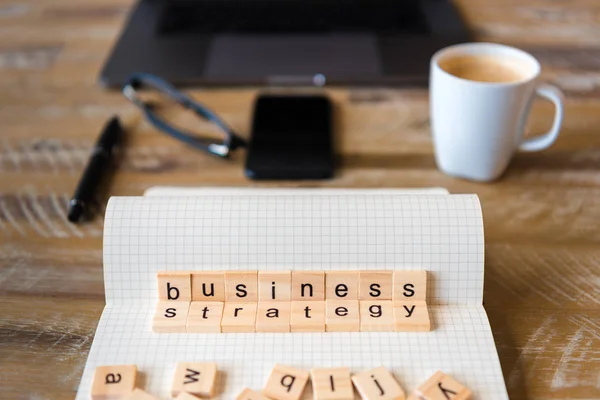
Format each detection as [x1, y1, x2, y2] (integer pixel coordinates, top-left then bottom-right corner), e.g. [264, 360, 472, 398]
[352, 366, 405, 400]
[192, 271, 225, 301]
[325, 271, 359, 300]
[359, 271, 393, 300]
[157, 271, 192, 301]
[124, 388, 158, 400]
[256, 302, 292, 332]
[171, 362, 218, 399]
[393, 302, 431, 332]
[393, 271, 427, 303]
[290, 301, 325, 332]
[408, 371, 471, 400]
[90, 365, 137, 400]
[236, 388, 273, 400]
[225, 271, 259, 302]
[264, 364, 310, 400]
[310, 367, 354, 400]
[153, 301, 190, 333]
[291, 271, 325, 301]
[359, 301, 395, 332]
[186, 302, 224, 333]
[325, 300, 360, 332]
[258, 271, 292, 301]
[221, 302, 258, 333]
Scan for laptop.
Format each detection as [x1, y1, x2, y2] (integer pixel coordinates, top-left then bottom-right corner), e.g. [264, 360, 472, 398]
[100, 0, 469, 87]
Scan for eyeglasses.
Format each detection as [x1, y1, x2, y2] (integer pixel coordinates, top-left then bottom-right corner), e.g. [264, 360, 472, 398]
[122, 73, 247, 158]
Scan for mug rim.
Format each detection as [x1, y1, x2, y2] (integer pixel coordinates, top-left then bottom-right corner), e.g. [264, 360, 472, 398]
[431, 42, 541, 87]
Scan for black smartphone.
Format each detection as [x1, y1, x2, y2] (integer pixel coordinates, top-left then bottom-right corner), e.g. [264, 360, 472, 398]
[245, 94, 334, 180]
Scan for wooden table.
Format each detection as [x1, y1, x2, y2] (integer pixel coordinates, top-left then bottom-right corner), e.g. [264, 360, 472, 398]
[1, 0, 599, 399]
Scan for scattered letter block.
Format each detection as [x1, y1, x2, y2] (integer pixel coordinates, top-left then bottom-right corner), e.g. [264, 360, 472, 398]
[291, 271, 325, 301]
[393, 302, 431, 332]
[325, 300, 360, 332]
[158, 271, 191, 301]
[225, 271, 259, 302]
[192, 271, 225, 301]
[359, 271, 393, 300]
[310, 367, 354, 400]
[325, 271, 359, 300]
[221, 302, 258, 333]
[91, 365, 137, 400]
[264, 364, 309, 400]
[359, 301, 395, 332]
[186, 302, 224, 333]
[124, 389, 158, 400]
[153, 301, 190, 333]
[290, 301, 325, 332]
[171, 362, 218, 399]
[410, 371, 471, 400]
[236, 388, 272, 400]
[393, 271, 427, 303]
[259, 271, 292, 301]
[256, 302, 292, 332]
[352, 366, 405, 400]
[175, 392, 203, 400]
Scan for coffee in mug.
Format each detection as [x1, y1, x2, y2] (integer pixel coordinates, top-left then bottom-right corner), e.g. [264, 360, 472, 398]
[438, 54, 528, 83]
[430, 43, 564, 182]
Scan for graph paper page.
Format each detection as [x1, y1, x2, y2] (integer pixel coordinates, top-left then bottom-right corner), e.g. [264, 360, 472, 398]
[76, 194, 508, 400]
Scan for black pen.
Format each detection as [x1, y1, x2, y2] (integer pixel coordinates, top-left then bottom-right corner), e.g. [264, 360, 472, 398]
[68, 116, 124, 223]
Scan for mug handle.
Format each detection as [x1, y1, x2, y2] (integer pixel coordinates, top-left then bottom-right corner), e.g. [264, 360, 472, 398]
[519, 83, 565, 152]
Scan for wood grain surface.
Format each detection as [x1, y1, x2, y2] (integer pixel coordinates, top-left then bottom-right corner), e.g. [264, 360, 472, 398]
[1, 0, 599, 399]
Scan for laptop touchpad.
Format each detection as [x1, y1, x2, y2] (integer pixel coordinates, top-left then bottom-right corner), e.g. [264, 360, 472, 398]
[205, 34, 382, 78]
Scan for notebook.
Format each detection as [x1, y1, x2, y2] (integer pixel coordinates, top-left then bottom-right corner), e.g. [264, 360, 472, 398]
[76, 190, 509, 400]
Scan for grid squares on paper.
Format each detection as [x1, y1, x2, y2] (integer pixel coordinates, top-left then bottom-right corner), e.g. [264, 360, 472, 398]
[81, 194, 507, 400]
[103, 195, 484, 306]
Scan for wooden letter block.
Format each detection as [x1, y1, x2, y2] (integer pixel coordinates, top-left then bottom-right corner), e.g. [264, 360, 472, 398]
[175, 393, 202, 400]
[290, 301, 325, 332]
[410, 371, 471, 400]
[393, 271, 427, 303]
[153, 301, 190, 333]
[264, 364, 309, 400]
[359, 301, 395, 332]
[124, 389, 158, 400]
[352, 366, 405, 400]
[225, 271, 258, 302]
[91, 365, 137, 400]
[359, 271, 393, 300]
[187, 302, 224, 333]
[393, 302, 431, 332]
[325, 300, 360, 332]
[192, 271, 225, 301]
[256, 302, 292, 332]
[259, 271, 292, 301]
[236, 388, 272, 400]
[291, 271, 325, 301]
[325, 271, 359, 300]
[158, 271, 191, 301]
[171, 362, 218, 398]
[310, 367, 354, 400]
[221, 302, 258, 333]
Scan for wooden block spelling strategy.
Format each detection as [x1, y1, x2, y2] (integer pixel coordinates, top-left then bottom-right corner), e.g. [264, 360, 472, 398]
[153, 270, 431, 333]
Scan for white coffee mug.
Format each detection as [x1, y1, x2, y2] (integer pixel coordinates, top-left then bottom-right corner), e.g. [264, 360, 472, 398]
[430, 42, 564, 182]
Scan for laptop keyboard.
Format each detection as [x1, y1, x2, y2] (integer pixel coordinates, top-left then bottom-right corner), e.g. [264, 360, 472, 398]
[157, 0, 429, 35]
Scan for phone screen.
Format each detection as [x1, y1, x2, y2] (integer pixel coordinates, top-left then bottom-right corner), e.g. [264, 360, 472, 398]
[245, 95, 334, 179]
